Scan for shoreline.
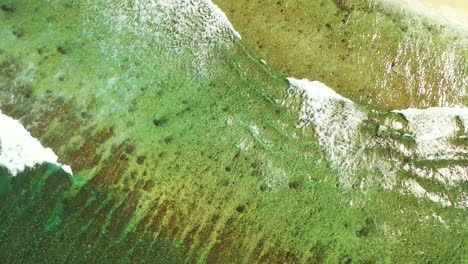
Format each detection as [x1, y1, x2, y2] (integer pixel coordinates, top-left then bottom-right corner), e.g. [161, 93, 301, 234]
[383, 0, 468, 34]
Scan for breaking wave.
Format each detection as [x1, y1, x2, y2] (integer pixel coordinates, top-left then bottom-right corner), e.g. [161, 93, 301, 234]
[285, 78, 467, 208]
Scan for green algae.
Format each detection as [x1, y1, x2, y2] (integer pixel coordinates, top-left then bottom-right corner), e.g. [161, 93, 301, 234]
[0, 165, 185, 263]
[0, 0, 467, 263]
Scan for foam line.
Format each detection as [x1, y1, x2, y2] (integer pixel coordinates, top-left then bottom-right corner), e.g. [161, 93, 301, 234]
[393, 107, 468, 159]
[0, 110, 72, 176]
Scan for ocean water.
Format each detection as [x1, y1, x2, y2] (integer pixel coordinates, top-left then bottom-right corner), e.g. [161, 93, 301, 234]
[386, 0, 468, 32]
[0, 0, 467, 263]
[214, 0, 468, 109]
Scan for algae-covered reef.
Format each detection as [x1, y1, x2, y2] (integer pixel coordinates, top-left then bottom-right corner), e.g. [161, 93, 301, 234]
[0, 0, 467, 263]
[214, 0, 468, 109]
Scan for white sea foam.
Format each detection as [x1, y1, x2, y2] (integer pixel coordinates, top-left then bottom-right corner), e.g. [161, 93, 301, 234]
[393, 107, 468, 159]
[404, 164, 468, 186]
[403, 179, 452, 207]
[287, 78, 353, 104]
[207, 1, 241, 39]
[287, 78, 367, 180]
[286, 78, 466, 207]
[0, 110, 72, 176]
[97, 0, 240, 59]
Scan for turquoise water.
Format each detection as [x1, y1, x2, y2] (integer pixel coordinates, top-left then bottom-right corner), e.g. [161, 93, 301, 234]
[0, 0, 467, 263]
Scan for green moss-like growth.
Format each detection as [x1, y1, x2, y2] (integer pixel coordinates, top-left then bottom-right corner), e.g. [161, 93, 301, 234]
[0, 0, 467, 263]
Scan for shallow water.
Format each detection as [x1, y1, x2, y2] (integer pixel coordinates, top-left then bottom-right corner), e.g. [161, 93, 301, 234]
[0, 0, 467, 263]
[396, 0, 468, 12]
[387, 0, 468, 31]
[215, 0, 467, 109]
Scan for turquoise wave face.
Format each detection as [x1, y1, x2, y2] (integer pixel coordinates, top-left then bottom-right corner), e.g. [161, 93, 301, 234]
[0, 0, 467, 263]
